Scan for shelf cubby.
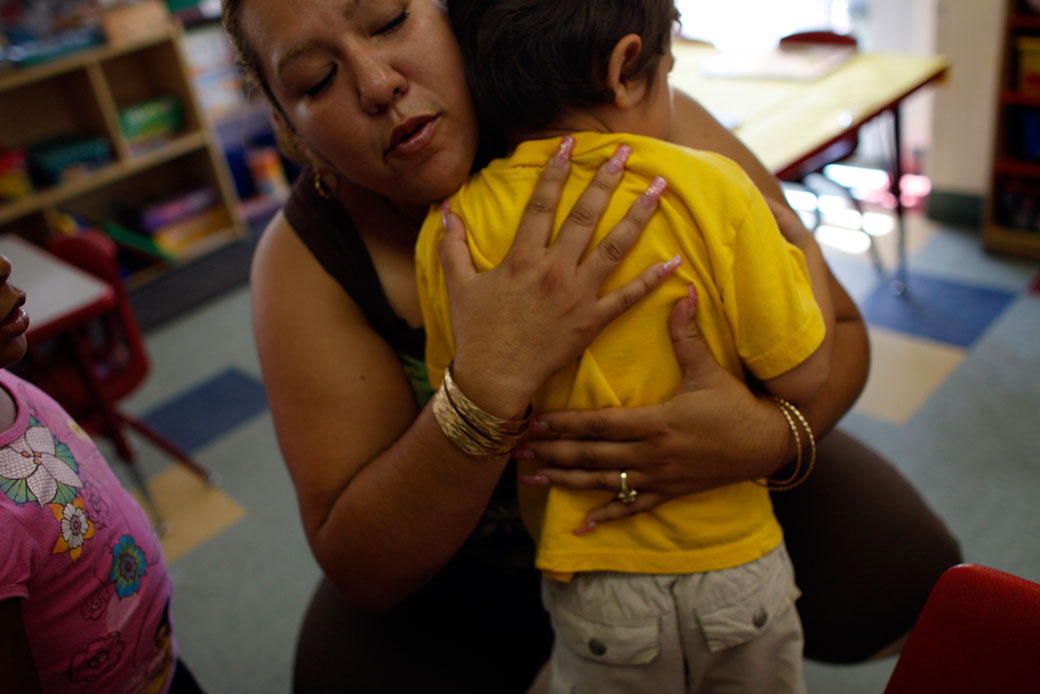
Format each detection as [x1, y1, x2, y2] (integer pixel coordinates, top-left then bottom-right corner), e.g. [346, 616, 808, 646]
[0, 25, 243, 285]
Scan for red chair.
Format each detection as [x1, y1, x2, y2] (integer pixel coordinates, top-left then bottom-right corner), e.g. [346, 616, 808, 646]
[21, 230, 218, 529]
[779, 31, 858, 49]
[884, 564, 1040, 694]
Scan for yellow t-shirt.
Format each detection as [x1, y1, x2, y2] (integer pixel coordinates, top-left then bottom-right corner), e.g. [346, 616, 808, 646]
[415, 132, 824, 579]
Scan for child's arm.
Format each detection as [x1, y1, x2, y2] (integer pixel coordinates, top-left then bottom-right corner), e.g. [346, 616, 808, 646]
[758, 199, 835, 405]
[0, 599, 43, 693]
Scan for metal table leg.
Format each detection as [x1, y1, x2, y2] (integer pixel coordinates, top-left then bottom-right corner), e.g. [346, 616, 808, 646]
[888, 106, 910, 297]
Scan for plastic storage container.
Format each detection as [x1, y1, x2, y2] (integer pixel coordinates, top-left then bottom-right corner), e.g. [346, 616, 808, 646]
[27, 136, 112, 186]
[119, 95, 184, 145]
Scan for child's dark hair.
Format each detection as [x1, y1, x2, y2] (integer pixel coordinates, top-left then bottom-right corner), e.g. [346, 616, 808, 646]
[449, 0, 678, 160]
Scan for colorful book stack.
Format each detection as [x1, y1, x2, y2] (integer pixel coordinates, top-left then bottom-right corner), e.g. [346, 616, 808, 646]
[137, 187, 222, 256]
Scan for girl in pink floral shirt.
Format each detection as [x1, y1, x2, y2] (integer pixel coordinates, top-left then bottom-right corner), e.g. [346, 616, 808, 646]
[0, 251, 199, 693]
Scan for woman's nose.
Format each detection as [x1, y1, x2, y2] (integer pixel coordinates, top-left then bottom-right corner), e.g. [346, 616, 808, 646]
[355, 52, 407, 114]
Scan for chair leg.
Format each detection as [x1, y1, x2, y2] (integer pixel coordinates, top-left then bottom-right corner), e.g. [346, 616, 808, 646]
[117, 413, 222, 487]
[846, 191, 886, 277]
[803, 173, 887, 277]
[66, 330, 170, 531]
[121, 453, 170, 535]
[881, 108, 910, 297]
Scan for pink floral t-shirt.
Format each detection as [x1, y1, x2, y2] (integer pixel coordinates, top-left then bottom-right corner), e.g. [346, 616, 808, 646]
[0, 370, 176, 693]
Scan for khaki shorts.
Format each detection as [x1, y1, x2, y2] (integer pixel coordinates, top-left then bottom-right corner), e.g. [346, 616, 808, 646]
[541, 543, 805, 694]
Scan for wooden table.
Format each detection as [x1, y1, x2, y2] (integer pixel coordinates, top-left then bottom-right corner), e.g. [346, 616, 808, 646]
[671, 42, 950, 292]
[0, 234, 115, 343]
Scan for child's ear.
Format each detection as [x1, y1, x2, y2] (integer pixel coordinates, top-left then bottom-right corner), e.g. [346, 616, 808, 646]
[607, 33, 646, 109]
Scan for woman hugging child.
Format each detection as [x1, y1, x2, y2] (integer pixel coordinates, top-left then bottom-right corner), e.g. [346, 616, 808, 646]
[415, 1, 835, 691]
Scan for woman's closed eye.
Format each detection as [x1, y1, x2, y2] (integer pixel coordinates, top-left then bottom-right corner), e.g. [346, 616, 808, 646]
[304, 65, 337, 97]
[374, 9, 409, 36]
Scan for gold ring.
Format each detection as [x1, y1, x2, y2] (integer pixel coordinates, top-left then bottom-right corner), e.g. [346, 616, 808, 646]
[617, 470, 638, 504]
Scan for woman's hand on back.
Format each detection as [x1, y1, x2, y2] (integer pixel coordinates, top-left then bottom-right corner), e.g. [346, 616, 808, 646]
[440, 137, 680, 417]
[515, 289, 791, 532]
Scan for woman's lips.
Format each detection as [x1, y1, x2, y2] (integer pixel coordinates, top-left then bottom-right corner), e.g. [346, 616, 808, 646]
[386, 116, 437, 158]
[0, 307, 28, 338]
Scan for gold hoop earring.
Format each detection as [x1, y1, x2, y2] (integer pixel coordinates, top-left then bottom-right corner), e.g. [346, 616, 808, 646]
[313, 172, 339, 199]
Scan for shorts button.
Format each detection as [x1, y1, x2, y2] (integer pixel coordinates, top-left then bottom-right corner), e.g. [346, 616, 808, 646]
[588, 638, 608, 656]
[753, 609, 769, 628]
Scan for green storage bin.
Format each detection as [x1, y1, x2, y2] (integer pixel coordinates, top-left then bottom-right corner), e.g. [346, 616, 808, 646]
[119, 95, 184, 143]
[28, 136, 112, 186]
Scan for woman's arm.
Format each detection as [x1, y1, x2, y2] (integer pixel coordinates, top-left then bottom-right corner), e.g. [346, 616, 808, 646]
[253, 216, 497, 610]
[669, 89, 866, 430]
[517, 88, 869, 526]
[253, 149, 671, 609]
[667, 90, 789, 203]
[758, 197, 836, 405]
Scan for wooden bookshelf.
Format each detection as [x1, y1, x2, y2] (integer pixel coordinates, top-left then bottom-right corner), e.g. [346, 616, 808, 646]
[1001, 90, 1040, 106]
[0, 24, 243, 284]
[984, 0, 1040, 258]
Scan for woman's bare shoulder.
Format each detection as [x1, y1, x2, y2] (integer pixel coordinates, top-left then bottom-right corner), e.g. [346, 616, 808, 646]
[251, 210, 419, 532]
[251, 210, 366, 327]
[668, 88, 786, 203]
[252, 210, 313, 283]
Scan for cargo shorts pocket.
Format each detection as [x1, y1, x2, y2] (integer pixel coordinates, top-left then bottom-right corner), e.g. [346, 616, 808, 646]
[692, 550, 801, 653]
[550, 606, 662, 666]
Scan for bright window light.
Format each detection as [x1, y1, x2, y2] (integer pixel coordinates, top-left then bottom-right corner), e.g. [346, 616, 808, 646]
[817, 193, 851, 216]
[784, 189, 820, 212]
[815, 225, 873, 254]
[862, 211, 895, 236]
[676, 0, 841, 50]
[820, 207, 864, 230]
[901, 173, 933, 197]
[821, 164, 891, 190]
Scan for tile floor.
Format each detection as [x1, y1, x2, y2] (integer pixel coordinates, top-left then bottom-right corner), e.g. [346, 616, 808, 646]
[93, 211, 1040, 693]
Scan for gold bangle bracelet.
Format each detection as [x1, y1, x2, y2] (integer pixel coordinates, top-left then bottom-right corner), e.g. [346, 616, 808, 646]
[764, 400, 803, 486]
[443, 365, 530, 437]
[431, 363, 531, 459]
[774, 396, 816, 489]
[758, 396, 816, 491]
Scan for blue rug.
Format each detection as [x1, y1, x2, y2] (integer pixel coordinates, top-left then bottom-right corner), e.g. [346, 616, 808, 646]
[141, 368, 269, 454]
[861, 272, 1017, 348]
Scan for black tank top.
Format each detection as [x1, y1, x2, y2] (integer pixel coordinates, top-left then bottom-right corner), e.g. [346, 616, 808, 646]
[282, 169, 533, 570]
[283, 167, 426, 360]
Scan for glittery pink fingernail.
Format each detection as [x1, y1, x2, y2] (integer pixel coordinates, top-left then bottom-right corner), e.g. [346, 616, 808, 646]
[641, 176, 668, 207]
[519, 474, 549, 486]
[552, 135, 575, 167]
[573, 521, 597, 535]
[658, 254, 683, 278]
[606, 144, 631, 174]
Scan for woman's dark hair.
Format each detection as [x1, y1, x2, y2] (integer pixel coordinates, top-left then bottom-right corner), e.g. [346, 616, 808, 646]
[449, 0, 678, 155]
[222, 0, 276, 109]
[223, 0, 306, 145]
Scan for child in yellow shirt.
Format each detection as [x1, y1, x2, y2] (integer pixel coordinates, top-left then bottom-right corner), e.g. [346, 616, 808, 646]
[416, 1, 834, 691]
